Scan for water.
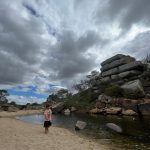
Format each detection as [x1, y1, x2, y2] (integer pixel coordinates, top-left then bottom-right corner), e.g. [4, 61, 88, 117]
[16, 113, 150, 150]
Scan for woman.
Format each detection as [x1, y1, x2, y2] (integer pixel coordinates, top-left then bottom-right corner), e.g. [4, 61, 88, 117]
[44, 103, 52, 134]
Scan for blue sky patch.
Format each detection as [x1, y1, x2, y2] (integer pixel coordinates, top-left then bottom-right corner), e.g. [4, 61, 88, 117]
[8, 85, 47, 99]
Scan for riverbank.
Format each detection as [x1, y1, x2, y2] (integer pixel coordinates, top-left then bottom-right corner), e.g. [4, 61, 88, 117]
[0, 110, 111, 150]
[0, 109, 43, 117]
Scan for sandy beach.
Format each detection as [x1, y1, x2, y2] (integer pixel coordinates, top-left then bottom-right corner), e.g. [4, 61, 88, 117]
[0, 110, 110, 150]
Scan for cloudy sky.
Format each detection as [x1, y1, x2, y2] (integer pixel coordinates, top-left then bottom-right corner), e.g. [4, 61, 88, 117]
[0, 0, 150, 104]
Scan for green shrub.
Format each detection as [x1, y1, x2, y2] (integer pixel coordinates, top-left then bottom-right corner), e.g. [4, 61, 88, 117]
[64, 88, 95, 109]
[104, 85, 123, 97]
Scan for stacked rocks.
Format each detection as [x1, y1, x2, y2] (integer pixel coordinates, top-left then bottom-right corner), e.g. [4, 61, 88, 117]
[100, 54, 144, 84]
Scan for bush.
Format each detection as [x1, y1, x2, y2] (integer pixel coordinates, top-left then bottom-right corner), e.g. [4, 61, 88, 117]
[104, 85, 123, 98]
[64, 88, 95, 109]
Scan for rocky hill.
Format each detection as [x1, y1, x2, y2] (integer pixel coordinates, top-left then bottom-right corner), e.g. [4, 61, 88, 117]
[65, 54, 150, 116]
[91, 54, 150, 98]
[89, 54, 150, 116]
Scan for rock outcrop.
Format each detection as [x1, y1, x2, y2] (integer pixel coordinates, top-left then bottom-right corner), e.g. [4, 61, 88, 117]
[90, 108, 104, 114]
[138, 103, 150, 115]
[105, 107, 122, 115]
[121, 79, 145, 98]
[70, 107, 77, 112]
[100, 54, 144, 85]
[122, 109, 137, 116]
[99, 54, 150, 99]
[52, 102, 65, 113]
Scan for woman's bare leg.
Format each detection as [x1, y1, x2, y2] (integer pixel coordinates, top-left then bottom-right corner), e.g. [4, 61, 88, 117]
[45, 127, 48, 134]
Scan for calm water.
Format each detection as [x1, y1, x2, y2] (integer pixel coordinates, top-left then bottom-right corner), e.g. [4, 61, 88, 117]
[16, 113, 150, 150]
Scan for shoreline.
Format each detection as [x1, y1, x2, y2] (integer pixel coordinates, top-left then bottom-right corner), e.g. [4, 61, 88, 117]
[0, 109, 43, 118]
[0, 110, 113, 150]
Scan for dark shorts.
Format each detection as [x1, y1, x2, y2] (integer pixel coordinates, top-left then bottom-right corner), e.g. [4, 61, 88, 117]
[44, 121, 52, 128]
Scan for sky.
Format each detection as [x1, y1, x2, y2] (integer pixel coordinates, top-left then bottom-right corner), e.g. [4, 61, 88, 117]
[0, 0, 150, 104]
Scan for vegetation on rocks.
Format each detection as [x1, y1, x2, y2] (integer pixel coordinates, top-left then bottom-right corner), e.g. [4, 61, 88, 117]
[64, 88, 96, 109]
[104, 84, 123, 98]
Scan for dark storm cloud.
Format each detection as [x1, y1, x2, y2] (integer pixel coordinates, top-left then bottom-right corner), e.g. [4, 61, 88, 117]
[23, 3, 39, 17]
[95, 0, 150, 31]
[77, 31, 107, 51]
[121, 31, 150, 59]
[43, 30, 102, 80]
[0, 0, 49, 85]
[0, 51, 33, 84]
[0, 0, 48, 64]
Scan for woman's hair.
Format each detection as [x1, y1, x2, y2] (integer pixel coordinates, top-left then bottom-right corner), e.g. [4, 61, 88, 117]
[45, 103, 52, 108]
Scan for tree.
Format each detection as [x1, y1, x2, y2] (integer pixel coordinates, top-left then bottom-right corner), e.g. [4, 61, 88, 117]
[86, 70, 100, 88]
[0, 89, 9, 104]
[73, 80, 89, 92]
[56, 89, 68, 98]
[47, 88, 70, 102]
[9, 101, 17, 106]
[0, 90, 9, 97]
[142, 54, 150, 64]
[73, 70, 100, 92]
[47, 94, 59, 102]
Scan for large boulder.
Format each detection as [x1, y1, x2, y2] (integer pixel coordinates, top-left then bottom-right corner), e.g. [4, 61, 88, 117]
[118, 70, 141, 79]
[143, 99, 150, 103]
[138, 103, 150, 115]
[106, 123, 122, 133]
[118, 61, 144, 73]
[100, 76, 111, 83]
[111, 74, 119, 80]
[101, 67, 118, 77]
[122, 109, 137, 116]
[89, 108, 104, 114]
[121, 98, 143, 109]
[70, 107, 77, 112]
[101, 56, 135, 72]
[106, 107, 122, 115]
[75, 121, 87, 130]
[98, 95, 113, 103]
[121, 79, 145, 98]
[111, 70, 142, 81]
[95, 101, 106, 108]
[64, 109, 70, 115]
[101, 54, 126, 66]
[52, 102, 65, 113]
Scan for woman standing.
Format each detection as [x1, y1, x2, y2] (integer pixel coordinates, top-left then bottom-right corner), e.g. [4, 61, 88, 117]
[44, 104, 52, 134]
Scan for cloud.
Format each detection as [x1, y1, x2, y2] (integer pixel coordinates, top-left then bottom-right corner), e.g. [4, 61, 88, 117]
[121, 31, 150, 59]
[0, 50, 33, 84]
[42, 30, 102, 80]
[95, 0, 150, 33]
[23, 3, 39, 17]
[0, 0, 51, 85]
[8, 95, 45, 105]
